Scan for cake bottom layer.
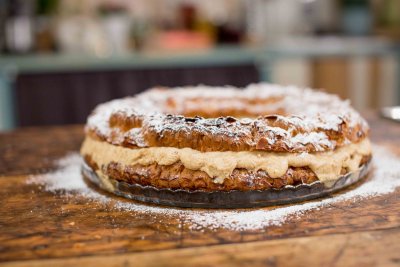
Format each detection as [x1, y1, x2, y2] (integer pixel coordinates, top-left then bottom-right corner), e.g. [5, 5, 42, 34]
[82, 159, 372, 208]
[83, 153, 371, 192]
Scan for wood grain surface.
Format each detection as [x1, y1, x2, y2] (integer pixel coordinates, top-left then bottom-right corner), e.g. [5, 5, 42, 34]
[0, 114, 399, 267]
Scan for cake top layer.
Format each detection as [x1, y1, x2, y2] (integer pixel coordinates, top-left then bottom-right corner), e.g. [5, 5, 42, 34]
[85, 83, 369, 153]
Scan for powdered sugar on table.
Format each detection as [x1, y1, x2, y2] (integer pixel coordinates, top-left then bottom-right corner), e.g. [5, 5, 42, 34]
[28, 144, 400, 231]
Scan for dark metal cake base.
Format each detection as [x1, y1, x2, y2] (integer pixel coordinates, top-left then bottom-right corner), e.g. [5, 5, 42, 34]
[82, 160, 371, 208]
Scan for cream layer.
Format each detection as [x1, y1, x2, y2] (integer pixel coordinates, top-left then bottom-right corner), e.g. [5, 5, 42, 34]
[81, 137, 371, 185]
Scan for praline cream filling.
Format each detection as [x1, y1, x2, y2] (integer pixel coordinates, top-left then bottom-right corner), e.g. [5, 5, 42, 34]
[81, 137, 371, 185]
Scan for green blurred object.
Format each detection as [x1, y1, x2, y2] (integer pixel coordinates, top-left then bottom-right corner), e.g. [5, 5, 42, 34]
[341, 0, 369, 7]
[36, 0, 58, 15]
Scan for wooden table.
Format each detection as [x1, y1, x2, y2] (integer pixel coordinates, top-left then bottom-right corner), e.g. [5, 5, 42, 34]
[0, 114, 399, 267]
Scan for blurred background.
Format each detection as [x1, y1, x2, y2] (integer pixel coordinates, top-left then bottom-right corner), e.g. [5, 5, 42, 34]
[0, 0, 399, 130]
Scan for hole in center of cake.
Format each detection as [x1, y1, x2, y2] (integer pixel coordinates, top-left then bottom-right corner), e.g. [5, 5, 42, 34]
[166, 96, 288, 119]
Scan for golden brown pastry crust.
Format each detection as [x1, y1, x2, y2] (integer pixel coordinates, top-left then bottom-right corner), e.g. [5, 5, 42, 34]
[85, 84, 369, 153]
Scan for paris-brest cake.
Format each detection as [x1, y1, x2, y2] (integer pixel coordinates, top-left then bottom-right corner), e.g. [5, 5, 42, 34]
[81, 83, 372, 207]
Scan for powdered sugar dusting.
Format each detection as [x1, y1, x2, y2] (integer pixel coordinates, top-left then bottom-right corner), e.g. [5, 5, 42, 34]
[27, 145, 400, 231]
[86, 83, 368, 152]
[27, 153, 109, 202]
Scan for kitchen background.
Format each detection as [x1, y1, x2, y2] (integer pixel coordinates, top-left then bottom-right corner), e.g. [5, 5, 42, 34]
[0, 0, 399, 130]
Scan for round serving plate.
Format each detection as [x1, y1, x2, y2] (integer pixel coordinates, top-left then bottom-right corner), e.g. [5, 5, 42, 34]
[82, 160, 372, 208]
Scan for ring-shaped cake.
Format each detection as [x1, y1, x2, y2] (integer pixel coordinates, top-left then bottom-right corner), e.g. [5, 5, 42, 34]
[81, 83, 372, 208]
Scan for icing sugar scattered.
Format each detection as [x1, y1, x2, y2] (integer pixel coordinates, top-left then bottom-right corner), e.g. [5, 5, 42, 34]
[86, 83, 368, 152]
[289, 131, 334, 150]
[27, 145, 400, 231]
[27, 153, 109, 202]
